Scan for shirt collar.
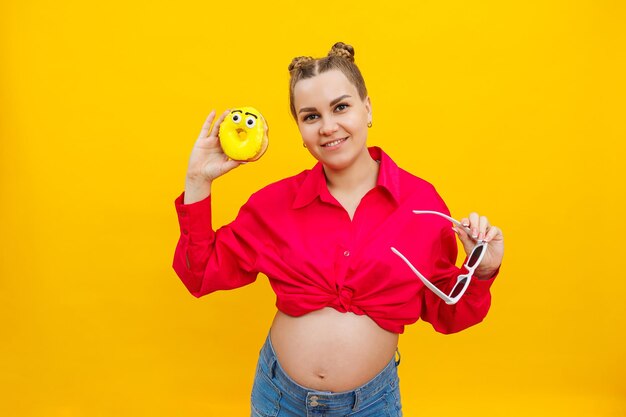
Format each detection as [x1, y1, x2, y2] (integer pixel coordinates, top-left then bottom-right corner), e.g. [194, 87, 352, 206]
[292, 146, 401, 209]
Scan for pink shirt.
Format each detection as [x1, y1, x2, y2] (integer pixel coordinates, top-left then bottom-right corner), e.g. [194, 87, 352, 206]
[172, 147, 497, 334]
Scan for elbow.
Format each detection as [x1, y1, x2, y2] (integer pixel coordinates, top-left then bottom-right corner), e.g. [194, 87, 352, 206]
[181, 273, 212, 299]
[432, 316, 486, 335]
[189, 288, 206, 298]
[172, 258, 209, 298]
[430, 301, 491, 335]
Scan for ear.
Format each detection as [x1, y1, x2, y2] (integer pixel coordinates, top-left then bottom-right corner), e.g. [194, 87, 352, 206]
[364, 96, 372, 120]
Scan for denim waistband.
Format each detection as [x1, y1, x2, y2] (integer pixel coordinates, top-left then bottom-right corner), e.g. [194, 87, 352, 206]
[258, 332, 400, 411]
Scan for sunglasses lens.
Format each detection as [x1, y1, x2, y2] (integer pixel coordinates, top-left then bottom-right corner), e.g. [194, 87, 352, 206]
[450, 277, 468, 298]
[467, 244, 485, 268]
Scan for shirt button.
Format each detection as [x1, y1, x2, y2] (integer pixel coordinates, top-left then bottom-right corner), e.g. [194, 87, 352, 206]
[182, 229, 188, 235]
[343, 250, 350, 257]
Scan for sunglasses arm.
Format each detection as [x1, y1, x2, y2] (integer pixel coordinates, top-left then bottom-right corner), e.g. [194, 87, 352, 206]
[390, 247, 460, 305]
[412, 210, 473, 237]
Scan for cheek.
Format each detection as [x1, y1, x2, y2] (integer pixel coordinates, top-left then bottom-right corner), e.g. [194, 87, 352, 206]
[347, 119, 366, 135]
[299, 124, 317, 140]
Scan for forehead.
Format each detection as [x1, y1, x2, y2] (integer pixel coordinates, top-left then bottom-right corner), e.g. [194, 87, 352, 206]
[293, 69, 358, 106]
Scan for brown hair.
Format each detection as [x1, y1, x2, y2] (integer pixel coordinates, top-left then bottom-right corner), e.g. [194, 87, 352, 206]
[288, 42, 368, 119]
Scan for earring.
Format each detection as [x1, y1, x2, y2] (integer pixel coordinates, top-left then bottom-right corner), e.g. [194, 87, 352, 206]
[367, 121, 372, 128]
[303, 143, 307, 148]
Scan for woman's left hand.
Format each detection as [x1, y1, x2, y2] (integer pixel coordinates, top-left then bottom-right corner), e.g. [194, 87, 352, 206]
[453, 213, 504, 280]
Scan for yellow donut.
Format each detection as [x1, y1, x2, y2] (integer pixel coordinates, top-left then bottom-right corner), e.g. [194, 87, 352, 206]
[218, 107, 269, 162]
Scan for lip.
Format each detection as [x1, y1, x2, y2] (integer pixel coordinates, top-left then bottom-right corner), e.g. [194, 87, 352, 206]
[321, 137, 349, 148]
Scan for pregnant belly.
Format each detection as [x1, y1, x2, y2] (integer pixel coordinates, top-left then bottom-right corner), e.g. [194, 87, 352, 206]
[269, 307, 400, 392]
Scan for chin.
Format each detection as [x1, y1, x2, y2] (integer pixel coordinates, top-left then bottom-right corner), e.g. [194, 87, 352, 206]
[319, 150, 361, 171]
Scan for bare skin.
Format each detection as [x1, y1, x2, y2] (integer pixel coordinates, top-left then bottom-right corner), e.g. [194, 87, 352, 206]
[269, 308, 399, 392]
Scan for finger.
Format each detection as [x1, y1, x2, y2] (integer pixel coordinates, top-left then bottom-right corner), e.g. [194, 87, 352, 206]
[453, 226, 477, 256]
[452, 225, 469, 241]
[198, 110, 216, 138]
[209, 109, 231, 138]
[459, 217, 472, 237]
[221, 158, 245, 175]
[478, 215, 489, 241]
[468, 212, 480, 240]
[484, 225, 502, 243]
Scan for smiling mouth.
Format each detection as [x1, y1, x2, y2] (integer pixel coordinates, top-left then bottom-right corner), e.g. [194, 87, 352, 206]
[322, 137, 348, 147]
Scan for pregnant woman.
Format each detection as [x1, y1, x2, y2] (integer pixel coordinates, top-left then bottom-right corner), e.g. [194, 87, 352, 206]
[172, 42, 504, 417]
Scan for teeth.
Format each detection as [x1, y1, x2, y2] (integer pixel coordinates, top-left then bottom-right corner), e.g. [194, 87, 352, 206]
[323, 138, 346, 147]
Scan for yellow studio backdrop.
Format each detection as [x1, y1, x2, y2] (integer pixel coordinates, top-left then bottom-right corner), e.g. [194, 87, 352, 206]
[1, 0, 624, 416]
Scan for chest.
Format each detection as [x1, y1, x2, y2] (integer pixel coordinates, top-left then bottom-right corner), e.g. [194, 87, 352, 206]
[328, 185, 374, 222]
[259, 193, 442, 282]
[332, 195, 360, 221]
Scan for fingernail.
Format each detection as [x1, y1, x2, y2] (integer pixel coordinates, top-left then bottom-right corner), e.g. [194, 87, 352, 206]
[451, 226, 459, 235]
[479, 232, 485, 240]
[472, 229, 478, 238]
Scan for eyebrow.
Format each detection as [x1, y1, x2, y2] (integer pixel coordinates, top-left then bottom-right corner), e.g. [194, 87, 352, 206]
[244, 112, 258, 119]
[232, 109, 242, 113]
[298, 94, 352, 114]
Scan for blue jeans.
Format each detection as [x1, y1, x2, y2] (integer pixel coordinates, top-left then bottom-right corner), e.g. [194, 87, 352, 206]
[251, 333, 403, 417]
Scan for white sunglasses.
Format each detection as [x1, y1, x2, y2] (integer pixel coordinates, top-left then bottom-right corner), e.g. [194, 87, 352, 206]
[390, 210, 488, 305]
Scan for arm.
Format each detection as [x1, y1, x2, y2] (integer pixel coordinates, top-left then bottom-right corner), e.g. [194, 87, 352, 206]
[172, 191, 259, 297]
[171, 110, 257, 297]
[420, 224, 499, 334]
[418, 186, 503, 334]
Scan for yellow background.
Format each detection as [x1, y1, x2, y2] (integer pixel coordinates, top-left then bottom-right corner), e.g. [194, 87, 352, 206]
[1, 0, 624, 416]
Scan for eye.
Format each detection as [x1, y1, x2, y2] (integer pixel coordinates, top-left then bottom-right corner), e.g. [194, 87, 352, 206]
[303, 114, 318, 122]
[335, 103, 349, 111]
[231, 113, 242, 123]
[245, 116, 256, 128]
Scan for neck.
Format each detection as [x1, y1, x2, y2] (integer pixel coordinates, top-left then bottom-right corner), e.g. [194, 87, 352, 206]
[323, 147, 379, 194]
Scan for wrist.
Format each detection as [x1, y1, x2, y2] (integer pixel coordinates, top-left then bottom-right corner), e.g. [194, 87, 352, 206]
[184, 176, 212, 204]
[185, 169, 210, 182]
[475, 265, 499, 280]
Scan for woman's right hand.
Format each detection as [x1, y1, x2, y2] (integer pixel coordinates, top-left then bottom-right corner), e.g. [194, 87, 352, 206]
[184, 110, 242, 204]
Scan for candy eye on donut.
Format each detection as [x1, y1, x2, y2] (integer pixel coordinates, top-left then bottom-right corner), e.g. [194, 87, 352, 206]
[231, 112, 242, 123]
[245, 116, 257, 128]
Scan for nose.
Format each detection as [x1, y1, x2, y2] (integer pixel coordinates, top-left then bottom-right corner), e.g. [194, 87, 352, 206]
[319, 117, 339, 136]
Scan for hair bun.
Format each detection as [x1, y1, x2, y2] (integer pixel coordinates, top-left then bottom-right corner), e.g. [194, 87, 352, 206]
[328, 42, 355, 62]
[288, 56, 314, 72]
